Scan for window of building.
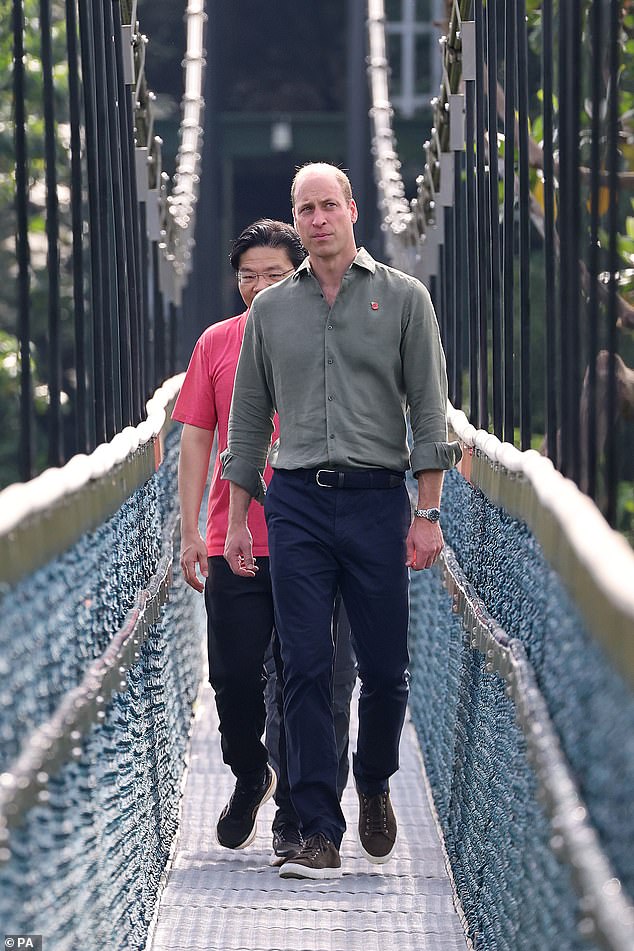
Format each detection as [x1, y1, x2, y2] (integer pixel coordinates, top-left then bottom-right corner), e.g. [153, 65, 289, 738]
[385, 0, 442, 118]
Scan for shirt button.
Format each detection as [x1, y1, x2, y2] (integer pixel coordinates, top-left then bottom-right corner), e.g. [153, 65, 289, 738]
[327, 359, 333, 365]
[328, 395, 334, 401]
[327, 324, 333, 330]
[329, 434, 335, 439]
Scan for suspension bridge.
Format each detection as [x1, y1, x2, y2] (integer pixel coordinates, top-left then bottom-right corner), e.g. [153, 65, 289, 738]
[1, 1, 633, 949]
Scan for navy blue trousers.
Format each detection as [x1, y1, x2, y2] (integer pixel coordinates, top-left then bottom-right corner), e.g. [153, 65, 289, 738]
[205, 556, 355, 831]
[264, 470, 411, 847]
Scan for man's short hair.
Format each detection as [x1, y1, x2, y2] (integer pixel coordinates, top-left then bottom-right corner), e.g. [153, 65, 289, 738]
[290, 163, 353, 207]
[229, 219, 307, 272]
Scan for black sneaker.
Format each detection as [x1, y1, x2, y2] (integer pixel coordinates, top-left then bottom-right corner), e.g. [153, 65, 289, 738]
[272, 824, 303, 859]
[357, 789, 397, 864]
[216, 765, 277, 849]
[278, 833, 342, 880]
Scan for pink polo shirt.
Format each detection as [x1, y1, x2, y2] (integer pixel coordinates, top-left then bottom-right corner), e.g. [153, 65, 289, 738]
[172, 311, 275, 557]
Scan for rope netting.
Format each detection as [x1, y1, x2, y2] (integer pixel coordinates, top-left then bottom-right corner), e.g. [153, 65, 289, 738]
[0, 425, 205, 949]
[408, 468, 634, 951]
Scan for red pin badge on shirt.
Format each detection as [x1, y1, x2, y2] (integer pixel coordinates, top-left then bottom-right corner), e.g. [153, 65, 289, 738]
[370, 301, 379, 310]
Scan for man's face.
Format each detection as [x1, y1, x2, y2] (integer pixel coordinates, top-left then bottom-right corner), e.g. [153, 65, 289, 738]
[292, 169, 357, 262]
[236, 246, 295, 308]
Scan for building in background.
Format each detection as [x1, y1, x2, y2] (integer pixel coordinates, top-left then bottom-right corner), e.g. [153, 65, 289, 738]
[139, 0, 443, 345]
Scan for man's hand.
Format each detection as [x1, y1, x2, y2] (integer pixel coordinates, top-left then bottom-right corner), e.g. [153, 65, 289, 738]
[224, 524, 259, 577]
[224, 482, 259, 577]
[405, 517, 444, 571]
[180, 530, 208, 592]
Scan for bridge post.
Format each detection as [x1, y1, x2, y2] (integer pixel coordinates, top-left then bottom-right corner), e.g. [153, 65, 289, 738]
[347, 0, 376, 254]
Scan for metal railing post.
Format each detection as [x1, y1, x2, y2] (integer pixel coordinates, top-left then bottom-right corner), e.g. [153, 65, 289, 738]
[39, 0, 63, 467]
[517, 0, 531, 451]
[12, 0, 33, 481]
[66, 0, 90, 455]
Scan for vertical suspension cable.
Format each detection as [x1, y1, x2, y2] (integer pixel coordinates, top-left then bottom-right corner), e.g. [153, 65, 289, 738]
[13, 0, 33, 481]
[140, 202, 153, 401]
[153, 243, 165, 385]
[474, 0, 489, 430]
[104, 0, 133, 428]
[605, 0, 620, 525]
[453, 150, 463, 409]
[586, 0, 603, 499]
[568, 0, 582, 480]
[40, 0, 63, 467]
[502, 0, 516, 444]
[66, 0, 89, 454]
[77, 0, 105, 446]
[92, 0, 121, 438]
[127, 96, 146, 422]
[517, 0, 531, 450]
[558, 0, 582, 479]
[558, 0, 571, 474]
[93, 3, 123, 439]
[542, 0, 557, 468]
[486, 0, 502, 438]
[112, 0, 142, 425]
[465, 78, 479, 424]
[444, 203, 455, 395]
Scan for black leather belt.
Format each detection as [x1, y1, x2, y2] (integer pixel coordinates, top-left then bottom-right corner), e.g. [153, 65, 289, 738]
[283, 468, 405, 489]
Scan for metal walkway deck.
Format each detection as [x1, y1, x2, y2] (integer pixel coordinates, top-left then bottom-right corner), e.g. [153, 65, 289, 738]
[148, 682, 470, 951]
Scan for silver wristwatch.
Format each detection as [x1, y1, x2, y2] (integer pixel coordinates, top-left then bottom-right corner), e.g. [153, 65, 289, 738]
[414, 507, 441, 522]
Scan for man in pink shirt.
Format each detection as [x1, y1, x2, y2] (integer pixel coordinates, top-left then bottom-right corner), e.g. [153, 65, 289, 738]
[172, 219, 356, 861]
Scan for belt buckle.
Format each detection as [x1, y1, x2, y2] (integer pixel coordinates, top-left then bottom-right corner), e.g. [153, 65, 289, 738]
[315, 469, 335, 487]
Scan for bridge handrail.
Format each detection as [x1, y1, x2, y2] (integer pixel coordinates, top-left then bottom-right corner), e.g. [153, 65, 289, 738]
[439, 543, 634, 950]
[0, 374, 184, 589]
[0, 532, 174, 834]
[448, 403, 634, 686]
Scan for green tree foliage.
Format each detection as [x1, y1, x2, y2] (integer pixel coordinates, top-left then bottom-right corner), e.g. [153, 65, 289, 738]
[1, 0, 75, 485]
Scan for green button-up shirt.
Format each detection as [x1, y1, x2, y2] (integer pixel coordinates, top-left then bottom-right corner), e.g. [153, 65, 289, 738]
[222, 248, 461, 501]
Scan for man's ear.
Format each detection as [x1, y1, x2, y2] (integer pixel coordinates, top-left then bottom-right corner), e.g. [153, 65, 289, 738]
[349, 199, 359, 224]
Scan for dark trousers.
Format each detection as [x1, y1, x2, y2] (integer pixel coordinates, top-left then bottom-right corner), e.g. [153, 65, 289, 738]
[264, 595, 357, 823]
[264, 470, 411, 848]
[205, 555, 356, 829]
[205, 556, 274, 778]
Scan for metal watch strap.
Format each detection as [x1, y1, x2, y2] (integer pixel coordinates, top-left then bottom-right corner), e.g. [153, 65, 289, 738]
[414, 507, 441, 522]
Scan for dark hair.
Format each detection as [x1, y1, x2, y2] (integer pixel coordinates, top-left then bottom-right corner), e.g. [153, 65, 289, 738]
[229, 218, 306, 272]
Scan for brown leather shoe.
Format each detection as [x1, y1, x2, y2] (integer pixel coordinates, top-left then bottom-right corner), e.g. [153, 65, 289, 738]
[278, 833, 342, 879]
[357, 789, 397, 864]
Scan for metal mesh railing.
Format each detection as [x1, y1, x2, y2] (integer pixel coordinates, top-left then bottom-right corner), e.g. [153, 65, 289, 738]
[0, 418, 205, 950]
[409, 473, 634, 948]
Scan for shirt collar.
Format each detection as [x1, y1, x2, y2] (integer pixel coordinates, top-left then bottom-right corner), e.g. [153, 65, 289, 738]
[350, 247, 377, 273]
[293, 247, 377, 279]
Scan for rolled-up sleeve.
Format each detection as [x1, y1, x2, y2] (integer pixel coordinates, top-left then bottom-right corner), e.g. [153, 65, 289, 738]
[219, 449, 267, 503]
[403, 283, 462, 475]
[221, 311, 275, 503]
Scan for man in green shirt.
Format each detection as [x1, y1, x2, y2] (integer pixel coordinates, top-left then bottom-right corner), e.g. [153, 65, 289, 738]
[222, 162, 461, 879]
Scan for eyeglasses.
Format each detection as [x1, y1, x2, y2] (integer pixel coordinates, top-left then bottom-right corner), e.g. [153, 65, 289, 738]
[237, 268, 294, 286]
